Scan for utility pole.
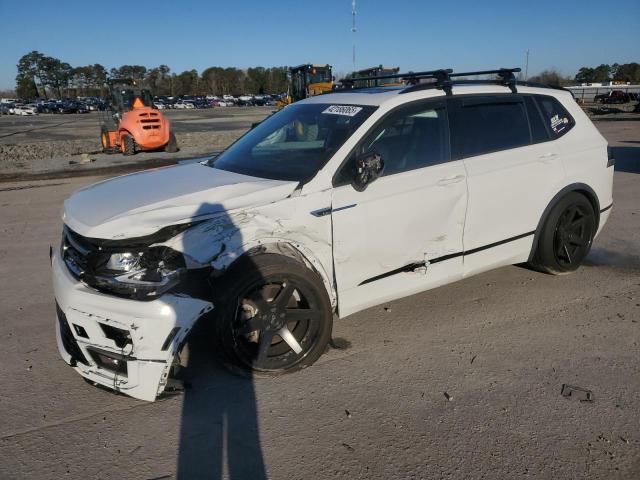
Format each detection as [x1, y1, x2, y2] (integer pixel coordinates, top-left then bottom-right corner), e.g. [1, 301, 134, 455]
[525, 49, 530, 81]
[352, 0, 357, 73]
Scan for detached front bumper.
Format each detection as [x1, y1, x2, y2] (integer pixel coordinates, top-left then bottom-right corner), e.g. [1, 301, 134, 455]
[52, 250, 213, 401]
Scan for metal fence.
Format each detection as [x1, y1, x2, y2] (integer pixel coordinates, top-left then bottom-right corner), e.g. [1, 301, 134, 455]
[565, 85, 640, 103]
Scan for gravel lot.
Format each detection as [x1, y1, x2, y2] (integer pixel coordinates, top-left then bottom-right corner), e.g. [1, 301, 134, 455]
[0, 107, 272, 177]
[0, 117, 638, 479]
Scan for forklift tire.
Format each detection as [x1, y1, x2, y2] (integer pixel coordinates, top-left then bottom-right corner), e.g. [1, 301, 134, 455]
[100, 127, 113, 154]
[122, 134, 136, 156]
[165, 132, 179, 153]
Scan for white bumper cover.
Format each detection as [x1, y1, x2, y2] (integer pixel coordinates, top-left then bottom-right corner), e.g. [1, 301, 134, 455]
[52, 250, 213, 401]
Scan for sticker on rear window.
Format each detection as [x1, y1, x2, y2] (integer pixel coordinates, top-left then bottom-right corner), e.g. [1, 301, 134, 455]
[550, 114, 569, 134]
[322, 105, 363, 117]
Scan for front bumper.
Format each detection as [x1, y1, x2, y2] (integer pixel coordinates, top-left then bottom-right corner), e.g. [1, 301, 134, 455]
[52, 250, 213, 401]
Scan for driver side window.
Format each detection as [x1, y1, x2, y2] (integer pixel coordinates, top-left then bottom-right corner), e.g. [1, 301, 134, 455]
[335, 101, 450, 185]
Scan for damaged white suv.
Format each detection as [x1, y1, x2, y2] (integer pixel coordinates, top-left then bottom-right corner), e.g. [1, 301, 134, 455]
[52, 68, 614, 401]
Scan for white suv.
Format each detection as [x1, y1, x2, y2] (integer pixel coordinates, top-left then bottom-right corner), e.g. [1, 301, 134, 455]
[52, 68, 613, 401]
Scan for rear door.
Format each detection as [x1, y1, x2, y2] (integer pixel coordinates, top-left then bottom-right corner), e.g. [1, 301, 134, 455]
[448, 94, 565, 275]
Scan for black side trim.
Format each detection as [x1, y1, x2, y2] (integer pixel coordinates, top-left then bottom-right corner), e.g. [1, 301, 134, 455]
[600, 203, 613, 213]
[310, 207, 331, 217]
[358, 231, 535, 286]
[333, 204, 357, 213]
[310, 204, 357, 217]
[464, 231, 535, 256]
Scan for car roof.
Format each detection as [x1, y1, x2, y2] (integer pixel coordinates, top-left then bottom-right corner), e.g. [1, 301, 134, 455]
[300, 84, 571, 107]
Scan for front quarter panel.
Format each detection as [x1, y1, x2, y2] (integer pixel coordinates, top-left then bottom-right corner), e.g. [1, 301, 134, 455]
[162, 190, 337, 307]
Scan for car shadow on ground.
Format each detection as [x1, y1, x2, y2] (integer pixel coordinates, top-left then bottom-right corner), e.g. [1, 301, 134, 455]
[176, 201, 267, 480]
[611, 146, 640, 174]
[176, 328, 267, 479]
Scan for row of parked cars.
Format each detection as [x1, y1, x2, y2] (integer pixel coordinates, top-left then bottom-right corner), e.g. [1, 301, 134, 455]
[0, 93, 284, 117]
[153, 94, 283, 109]
[0, 97, 108, 116]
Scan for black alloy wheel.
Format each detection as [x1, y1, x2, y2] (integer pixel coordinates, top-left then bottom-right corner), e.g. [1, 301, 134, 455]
[553, 203, 594, 269]
[532, 192, 596, 274]
[213, 254, 332, 374]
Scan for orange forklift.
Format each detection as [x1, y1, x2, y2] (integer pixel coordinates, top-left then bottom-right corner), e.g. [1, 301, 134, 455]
[101, 79, 178, 155]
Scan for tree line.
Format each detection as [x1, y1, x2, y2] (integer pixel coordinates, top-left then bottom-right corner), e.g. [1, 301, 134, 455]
[528, 62, 640, 87]
[14, 51, 640, 98]
[15, 51, 289, 99]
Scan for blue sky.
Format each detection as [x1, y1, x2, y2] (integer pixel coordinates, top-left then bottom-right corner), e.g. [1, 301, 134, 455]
[0, 0, 638, 89]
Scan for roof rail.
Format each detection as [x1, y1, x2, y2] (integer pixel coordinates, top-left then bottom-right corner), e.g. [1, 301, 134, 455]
[335, 67, 524, 95]
[401, 68, 521, 95]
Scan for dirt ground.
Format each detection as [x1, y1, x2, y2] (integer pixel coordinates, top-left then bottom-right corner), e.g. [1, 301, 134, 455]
[0, 117, 638, 479]
[0, 107, 272, 177]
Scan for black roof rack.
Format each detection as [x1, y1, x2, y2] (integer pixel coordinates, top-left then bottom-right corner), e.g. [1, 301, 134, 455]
[336, 67, 523, 96]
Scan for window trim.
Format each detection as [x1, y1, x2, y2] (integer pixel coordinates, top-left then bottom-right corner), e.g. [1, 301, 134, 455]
[522, 94, 552, 145]
[332, 98, 451, 187]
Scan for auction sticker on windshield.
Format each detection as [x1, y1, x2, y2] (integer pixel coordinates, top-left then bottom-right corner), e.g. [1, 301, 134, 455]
[322, 105, 363, 117]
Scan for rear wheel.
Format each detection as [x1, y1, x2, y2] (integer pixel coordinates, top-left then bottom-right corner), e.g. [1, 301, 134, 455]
[212, 254, 333, 374]
[121, 134, 135, 156]
[165, 132, 179, 153]
[532, 192, 596, 274]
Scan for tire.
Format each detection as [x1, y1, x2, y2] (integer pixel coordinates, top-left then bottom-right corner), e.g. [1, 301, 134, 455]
[532, 192, 596, 275]
[165, 132, 179, 153]
[100, 126, 113, 153]
[211, 253, 333, 375]
[121, 134, 135, 156]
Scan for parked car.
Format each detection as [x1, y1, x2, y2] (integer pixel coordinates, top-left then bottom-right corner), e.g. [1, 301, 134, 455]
[76, 102, 90, 114]
[594, 90, 634, 104]
[12, 105, 38, 115]
[237, 94, 254, 106]
[0, 103, 13, 115]
[194, 99, 211, 109]
[50, 101, 79, 114]
[174, 100, 195, 109]
[51, 69, 613, 401]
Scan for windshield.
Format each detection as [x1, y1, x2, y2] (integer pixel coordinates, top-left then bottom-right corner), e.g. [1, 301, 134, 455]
[211, 103, 376, 182]
[308, 69, 331, 84]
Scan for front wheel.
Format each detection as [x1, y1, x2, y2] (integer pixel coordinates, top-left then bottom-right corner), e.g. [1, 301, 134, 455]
[165, 132, 179, 153]
[532, 192, 596, 274]
[121, 134, 135, 156]
[212, 254, 333, 374]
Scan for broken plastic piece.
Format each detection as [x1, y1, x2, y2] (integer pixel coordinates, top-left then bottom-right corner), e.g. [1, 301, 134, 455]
[560, 384, 594, 403]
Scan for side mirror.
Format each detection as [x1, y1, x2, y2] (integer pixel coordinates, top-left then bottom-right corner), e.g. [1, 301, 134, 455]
[352, 152, 384, 192]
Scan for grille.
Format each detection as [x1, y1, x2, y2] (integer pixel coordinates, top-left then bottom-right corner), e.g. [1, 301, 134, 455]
[138, 111, 161, 130]
[56, 302, 89, 366]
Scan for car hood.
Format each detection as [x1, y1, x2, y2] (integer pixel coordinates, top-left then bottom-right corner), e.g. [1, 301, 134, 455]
[63, 163, 299, 240]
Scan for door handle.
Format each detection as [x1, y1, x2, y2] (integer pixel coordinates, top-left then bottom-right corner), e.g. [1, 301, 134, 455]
[437, 175, 465, 186]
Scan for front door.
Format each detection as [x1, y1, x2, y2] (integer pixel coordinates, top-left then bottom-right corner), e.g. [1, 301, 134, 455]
[330, 100, 468, 317]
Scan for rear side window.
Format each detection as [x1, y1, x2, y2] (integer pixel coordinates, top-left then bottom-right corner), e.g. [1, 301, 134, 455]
[449, 97, 530, 159]
[535, 95, 575, 138]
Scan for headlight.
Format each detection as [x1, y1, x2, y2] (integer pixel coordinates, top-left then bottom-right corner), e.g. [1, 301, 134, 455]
[105, 252, 140, 272]
[89, 247, 186, 300]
